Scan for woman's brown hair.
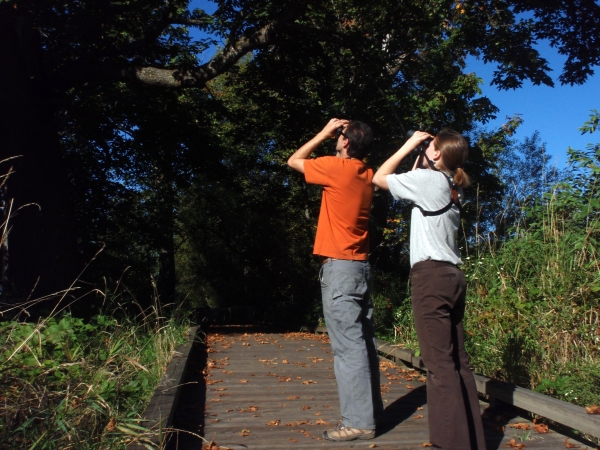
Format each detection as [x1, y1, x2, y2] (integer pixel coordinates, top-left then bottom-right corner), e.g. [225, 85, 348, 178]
[434, 129, 471, 188]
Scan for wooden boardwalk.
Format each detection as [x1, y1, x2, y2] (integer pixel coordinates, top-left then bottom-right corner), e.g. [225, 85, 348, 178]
[168, 327, 595, 450]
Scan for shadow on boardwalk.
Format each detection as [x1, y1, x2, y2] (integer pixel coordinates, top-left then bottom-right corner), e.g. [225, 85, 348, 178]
[167, 326, 595, 450]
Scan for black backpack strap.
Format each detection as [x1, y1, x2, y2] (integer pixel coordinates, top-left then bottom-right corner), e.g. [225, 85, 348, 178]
[414, 173, 463, 217]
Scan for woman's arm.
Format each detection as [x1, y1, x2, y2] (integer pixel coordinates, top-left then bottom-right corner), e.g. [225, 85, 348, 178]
[373, 131, 432, 190]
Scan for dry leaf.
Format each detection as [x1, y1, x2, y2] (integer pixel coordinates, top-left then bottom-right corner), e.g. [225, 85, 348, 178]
[201, 438, 222, 450]
[369, 445, 378, 448]
[421, 444, 433, 448]
[241, 429, 250, 436]
[413, 415, 424, 419]
[106, 417, 117, 432]
[287, 396, 299, 400]
[290, 438, 298, 443]
[240, 379, 249, 383]
[418, 407, 424, 411]
[267, 420, 281, 426]
[301, 405, 311, 410]
[564, 438, 580, 448]
[507, 439, 526, 449]
[282, 359, 289, 364]
[510, 423, 531, 430]
[405, 384, 415, 389]
[585, 405, 600, 415]
[534, 423, 548, 434]
[315, 419, 329, 425]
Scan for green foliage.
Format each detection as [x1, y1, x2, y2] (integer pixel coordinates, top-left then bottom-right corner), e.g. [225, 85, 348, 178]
[0, 309, 189, 448]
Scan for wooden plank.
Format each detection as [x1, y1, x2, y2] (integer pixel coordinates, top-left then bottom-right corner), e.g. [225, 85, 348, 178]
[350, 329, 600, 440]
[474, 375, 600, 439]
[127, 326, 198, 450]
[178, 328, 591, 450]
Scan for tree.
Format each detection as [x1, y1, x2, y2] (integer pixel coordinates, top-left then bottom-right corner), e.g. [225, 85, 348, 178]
[2, 0, 599, 301]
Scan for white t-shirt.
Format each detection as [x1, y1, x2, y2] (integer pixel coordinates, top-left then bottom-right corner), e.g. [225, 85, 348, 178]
[386, 169, 463, 267]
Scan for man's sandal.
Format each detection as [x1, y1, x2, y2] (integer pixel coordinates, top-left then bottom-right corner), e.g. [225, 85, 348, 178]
[322, 423, 376, 441]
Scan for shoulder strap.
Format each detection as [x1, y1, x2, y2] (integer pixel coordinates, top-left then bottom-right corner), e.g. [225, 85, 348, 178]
[413, 173, 463, 217]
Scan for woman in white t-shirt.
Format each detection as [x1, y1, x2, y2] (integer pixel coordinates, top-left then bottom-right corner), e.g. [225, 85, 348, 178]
[373, 129, 486, 450]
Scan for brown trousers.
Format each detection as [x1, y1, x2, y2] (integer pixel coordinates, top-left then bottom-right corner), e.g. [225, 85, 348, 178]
[410, 260, 486, 450]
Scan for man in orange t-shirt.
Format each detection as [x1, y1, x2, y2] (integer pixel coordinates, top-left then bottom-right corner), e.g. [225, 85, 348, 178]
[288, 119, 383, 442]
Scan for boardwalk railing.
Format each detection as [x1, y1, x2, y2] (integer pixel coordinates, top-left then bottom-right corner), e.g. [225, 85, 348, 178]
[308, 325, 600, 440]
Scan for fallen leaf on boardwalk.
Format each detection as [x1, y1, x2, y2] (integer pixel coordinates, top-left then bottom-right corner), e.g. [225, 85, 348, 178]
[413, 415, 424, 419]
[241, 429, 250, 436]
[418, 407, 424, 411]
[533, 423, 548, 433]
[507, 439, 526, 449]
[421, 444, 433, 448]
[267, 420, 281, 426]
[585, 405, 600, 415]
[279, 345, 284, 348]
[369, 444, 378, 448]
[302, 380, 317, 385]
[564, 438, 580, 448]
[315, 419, 329, 425]
[213, 388, 227, 391]
[209, 398, 221, 402]
[222, 370, 233, 374]
[510, 423, 530, 430]
[418, 377, 427, 383]
[286, 420, 311, 426]
[405, 384, 415, 389]
[226, 409, 234, 412]
[301, 406, 311, 410]
[314, 412, 322, 416]
[287, 396, 299, 400]
[240, 379, 249, 383]
[206, 380, 223, 385]
[290, 438, 298, 443]
[282, 359, 289, 364]
[201, 438, 222, 450]
[242, 342, 250, 346]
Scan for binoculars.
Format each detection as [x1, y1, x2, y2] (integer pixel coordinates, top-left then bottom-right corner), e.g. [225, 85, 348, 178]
[406, 130, 432, 154]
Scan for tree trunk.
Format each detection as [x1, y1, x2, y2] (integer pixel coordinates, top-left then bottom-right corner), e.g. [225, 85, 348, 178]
[0, 11, 80, 302]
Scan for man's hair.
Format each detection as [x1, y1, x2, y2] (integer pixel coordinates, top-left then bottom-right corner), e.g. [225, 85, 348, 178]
[434, 128, 471, 188]
[345, 121, 373, 159]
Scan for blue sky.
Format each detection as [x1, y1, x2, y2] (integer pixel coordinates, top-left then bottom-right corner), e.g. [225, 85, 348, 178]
[189, 1, 598, 168]
[466, 42, 599, 169]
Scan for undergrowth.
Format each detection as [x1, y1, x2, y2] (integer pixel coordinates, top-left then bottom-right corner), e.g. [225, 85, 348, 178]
[0, 297, 190, 449]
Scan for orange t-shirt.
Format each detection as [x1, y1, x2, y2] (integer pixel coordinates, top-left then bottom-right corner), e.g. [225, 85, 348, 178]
[304, 156, 374, 260]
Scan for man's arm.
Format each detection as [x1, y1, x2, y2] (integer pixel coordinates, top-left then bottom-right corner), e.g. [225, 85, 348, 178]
[287, 118, 348, 174]
[372, 131, 432, 190]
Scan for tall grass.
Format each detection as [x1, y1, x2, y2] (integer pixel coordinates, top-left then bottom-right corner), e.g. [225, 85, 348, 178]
[462, 180, 600, 407]
[0, 293, 190, 449]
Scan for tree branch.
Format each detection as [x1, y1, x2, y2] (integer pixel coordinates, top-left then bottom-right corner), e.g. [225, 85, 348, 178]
[60, 16, 286, 89]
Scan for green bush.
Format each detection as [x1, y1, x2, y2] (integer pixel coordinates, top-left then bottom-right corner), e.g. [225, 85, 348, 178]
[0, 308, 189, 449]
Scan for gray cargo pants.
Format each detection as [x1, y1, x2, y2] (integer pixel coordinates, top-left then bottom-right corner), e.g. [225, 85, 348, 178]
[320, 258, 383, 430]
